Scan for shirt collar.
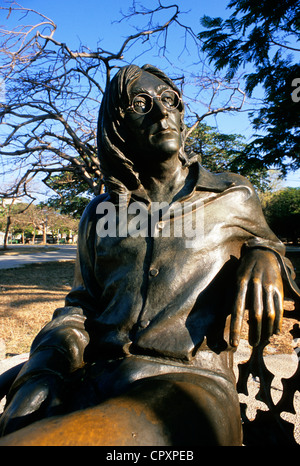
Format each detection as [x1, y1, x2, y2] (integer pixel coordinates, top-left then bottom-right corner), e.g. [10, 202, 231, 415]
[195, 163, 236, 192]
[127, 161, 235, 206]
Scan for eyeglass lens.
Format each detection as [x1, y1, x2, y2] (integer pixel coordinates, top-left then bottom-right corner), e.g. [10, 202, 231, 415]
[132, 90, 180, 114]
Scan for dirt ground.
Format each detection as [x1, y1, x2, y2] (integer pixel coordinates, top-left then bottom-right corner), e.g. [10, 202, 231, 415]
[0, 257, 299, 357]
[0, 261, 75, 356]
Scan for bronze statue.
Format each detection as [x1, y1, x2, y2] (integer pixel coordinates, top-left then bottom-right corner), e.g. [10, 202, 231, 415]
[0, 64, 299, 446]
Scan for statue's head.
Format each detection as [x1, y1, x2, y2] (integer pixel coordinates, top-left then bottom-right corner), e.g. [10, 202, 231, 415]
[97, 64, 187, 193]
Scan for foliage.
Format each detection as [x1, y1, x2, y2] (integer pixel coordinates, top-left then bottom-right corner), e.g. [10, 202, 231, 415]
[185, 122, 269, 190]
[261, 187, 300, 243]
[46, 172, 93, 218]
[0, 200, 79, 246]
[34, 204, 79, 239]
[198, 0, 300, 174]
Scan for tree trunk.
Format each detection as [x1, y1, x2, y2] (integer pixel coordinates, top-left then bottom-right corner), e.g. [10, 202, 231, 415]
[3, 216, 11, 250]
[42, 222, 47, 245]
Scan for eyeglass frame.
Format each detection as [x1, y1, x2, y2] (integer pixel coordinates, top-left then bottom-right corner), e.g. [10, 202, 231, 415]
[126, 89, 182, 115]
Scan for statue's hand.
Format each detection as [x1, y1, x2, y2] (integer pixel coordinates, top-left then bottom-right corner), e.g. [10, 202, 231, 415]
[230, 249, 284, 348]
[0, 373, 63, 436]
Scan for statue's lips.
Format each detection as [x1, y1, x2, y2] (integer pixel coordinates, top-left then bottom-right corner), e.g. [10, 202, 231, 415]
[152, 128, 178, 137]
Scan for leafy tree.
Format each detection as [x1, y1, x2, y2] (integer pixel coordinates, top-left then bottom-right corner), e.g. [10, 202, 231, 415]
[261, 187, 300, 244]
[185, 123, 269, 190]
[0, 199, 33, 248]
[9, 203, 40, 244]
[35, 204, 79, 244]
[46, 172, 93, 218]
[0, 200, 79, 246]
[198, 0, 300, 175]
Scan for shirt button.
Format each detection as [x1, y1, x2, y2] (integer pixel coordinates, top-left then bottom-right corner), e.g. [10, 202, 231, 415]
[139, 319, 150, 329]
[149, 268, 159, 277]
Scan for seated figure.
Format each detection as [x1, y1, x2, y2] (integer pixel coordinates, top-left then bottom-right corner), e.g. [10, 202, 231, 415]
[0, 64, 299, 446]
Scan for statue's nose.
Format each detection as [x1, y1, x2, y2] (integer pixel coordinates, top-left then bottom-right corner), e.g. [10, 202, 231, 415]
[152, 98, 168, 119]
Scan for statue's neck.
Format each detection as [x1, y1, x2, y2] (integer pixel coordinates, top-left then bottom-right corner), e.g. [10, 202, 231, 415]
[139, 159, 188, 204]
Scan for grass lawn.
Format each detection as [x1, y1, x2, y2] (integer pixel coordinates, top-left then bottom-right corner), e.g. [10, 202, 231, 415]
[0, 261, 75, 356]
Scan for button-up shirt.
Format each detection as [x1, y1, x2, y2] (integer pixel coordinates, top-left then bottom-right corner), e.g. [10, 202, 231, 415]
[14, 162, 299, 395]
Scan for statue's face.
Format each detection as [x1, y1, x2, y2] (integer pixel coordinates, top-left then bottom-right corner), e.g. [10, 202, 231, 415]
[124, 71, 182, 165]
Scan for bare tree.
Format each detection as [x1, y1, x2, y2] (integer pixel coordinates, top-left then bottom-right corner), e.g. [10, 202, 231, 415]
[0, 1, 246, 202]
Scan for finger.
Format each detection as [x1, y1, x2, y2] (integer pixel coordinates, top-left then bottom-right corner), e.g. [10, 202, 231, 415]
[263, 288, 276, 341]
[273, 289, 284, 334]
[230, 280, 248, 347]
[248, 278, 263, 347]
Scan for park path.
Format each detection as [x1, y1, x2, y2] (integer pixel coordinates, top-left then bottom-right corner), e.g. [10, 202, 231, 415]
[0, 245, 77, 270]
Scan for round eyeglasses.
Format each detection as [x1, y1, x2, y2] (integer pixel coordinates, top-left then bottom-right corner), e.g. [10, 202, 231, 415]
[128, 89, 181, 115]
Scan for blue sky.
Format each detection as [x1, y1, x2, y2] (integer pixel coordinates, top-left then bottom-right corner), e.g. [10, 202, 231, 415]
[1, 0, 299, 187]
[2, 0, 252, 131]
[10, 0, 229, 48]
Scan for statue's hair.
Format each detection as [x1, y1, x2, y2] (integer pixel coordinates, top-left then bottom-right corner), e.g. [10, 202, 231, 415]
[97, 64, 187, 195]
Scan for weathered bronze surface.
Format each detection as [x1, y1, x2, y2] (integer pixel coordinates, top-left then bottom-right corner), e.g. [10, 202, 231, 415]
[0, 64, 299, 446]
